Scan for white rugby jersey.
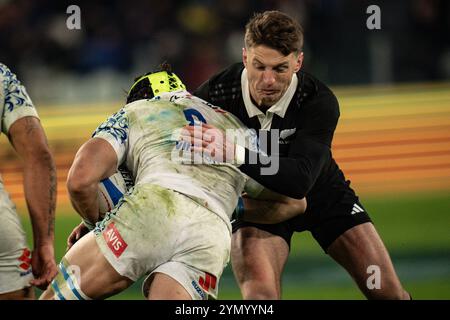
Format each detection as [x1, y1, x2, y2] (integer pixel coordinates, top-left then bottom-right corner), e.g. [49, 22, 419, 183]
[0, 63, 39, 188]
[93, 90, 261, 228]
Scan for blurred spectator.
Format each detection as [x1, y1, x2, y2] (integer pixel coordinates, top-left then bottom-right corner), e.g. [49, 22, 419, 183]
[0, 0, 448, 103]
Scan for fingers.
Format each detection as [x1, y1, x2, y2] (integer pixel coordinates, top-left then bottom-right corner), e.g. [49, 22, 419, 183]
[66, 232, 77, 251]
[182, 124, 217, 141]
[30, 276, 47, 289]
[199, 123, 214, 129]
[68, 231, 82, 251]
[67, 233, 74, 248]
[66, 222, 91, 251]
[190, 137, 210, 148]
[178, 124, 236, 163]
[66, 226, 83, 251]
[30, 260, 58, 290]
[66, 239, 73, 252]
[191, 145, 214, 157]
[181, 126, 209, 141]
[30, 265, 58, 290]
[180, 124, 225, 147]
[184, 123, 214, 131]
[29, 245, 58, 290]
[179, 132, 210, 148]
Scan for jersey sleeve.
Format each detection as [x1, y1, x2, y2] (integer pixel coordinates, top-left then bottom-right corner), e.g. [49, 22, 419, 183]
[92, 108, 129, 166]
[299, 91, 340, 147]
[1, 63, 39, 135]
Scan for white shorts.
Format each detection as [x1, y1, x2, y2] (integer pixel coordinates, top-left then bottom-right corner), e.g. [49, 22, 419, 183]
[93, 183, 231, 300]
[0, 188, 33, 294]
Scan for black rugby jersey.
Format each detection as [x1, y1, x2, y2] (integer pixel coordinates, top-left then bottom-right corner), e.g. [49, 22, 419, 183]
[194, 63, 354, 210]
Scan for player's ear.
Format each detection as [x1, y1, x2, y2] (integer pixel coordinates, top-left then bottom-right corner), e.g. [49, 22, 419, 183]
[242, 47, 248, 68]
[294, 52, 303, 73]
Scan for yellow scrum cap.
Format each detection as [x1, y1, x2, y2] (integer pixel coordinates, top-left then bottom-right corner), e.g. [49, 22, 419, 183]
[128, 71, 186, 98]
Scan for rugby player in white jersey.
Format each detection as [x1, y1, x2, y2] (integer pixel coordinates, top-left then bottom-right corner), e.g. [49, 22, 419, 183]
[0, 63, 57, 299]
[40, 66, 306, 300]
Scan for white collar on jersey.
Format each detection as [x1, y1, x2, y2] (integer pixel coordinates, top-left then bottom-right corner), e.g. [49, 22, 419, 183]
[241, 68, 298, 119]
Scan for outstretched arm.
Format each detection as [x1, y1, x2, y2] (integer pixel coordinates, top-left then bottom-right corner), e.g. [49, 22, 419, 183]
[67, 137, 118, 226]
[8, 116, 57, 289]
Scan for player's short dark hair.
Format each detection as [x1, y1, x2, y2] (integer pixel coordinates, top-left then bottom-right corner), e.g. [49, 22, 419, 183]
[244, 10, 304, 56]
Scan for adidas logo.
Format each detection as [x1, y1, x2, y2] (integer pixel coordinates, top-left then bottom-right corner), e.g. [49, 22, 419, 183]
[351, 203, 364, 215]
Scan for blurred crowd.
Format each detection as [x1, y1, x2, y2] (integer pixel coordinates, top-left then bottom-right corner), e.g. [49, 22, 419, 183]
[0, 0, 449, 103]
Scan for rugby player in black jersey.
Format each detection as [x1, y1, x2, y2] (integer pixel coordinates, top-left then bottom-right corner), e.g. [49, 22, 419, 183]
[190, 11, 411, 300]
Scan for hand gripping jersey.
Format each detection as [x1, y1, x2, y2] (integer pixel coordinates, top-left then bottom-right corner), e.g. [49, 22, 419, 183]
[92, 90, 258, 230]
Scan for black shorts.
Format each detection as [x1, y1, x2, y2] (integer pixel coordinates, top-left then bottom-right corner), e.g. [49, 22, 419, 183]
[232, 191, 372, 253]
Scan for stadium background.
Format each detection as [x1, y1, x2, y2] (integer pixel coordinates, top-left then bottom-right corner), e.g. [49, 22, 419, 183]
[0, 0, 449, 299]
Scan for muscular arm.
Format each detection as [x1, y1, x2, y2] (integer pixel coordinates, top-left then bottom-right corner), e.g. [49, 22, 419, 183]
[9, 117, 56, 247]
[67, 137, 118, 225]
[8, 116, 58, 288]
[185, 124, 333, 200]
[241, 188, 307, 224]
[239, 136, 331, 199]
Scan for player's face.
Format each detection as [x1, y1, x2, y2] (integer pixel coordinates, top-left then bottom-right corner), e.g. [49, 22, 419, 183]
[243, 45, 303, 109]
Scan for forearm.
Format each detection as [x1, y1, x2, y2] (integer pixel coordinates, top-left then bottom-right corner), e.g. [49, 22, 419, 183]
[67, 138, 119, 225]
[241, 196, 306, 224]
[239, 150, 311, 199]
[23, 151, 56, 246]
[68, 182, 100, 225]
[238, 137, 330, 199]
[67, 157, 103, 224]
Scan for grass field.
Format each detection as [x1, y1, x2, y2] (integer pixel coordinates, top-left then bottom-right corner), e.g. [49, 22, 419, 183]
[21, 191, 450, 300]
[5, 82, 450, 299]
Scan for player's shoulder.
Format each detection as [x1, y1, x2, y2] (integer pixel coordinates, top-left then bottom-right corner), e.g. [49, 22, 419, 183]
[121, 92, 190, 120]
[0, 63, 13, 79]
[296, 70, 339, 114]
[0, 62, 36, 122]
[0, 63, 23, 88]
[210, 62, 244, 84]
[297, 70, 337, 100]
[0, 63, 16, 92]
[123, 98, 151, 111]
[122, 98, 164, 115]
[194, 63, 243, 102]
